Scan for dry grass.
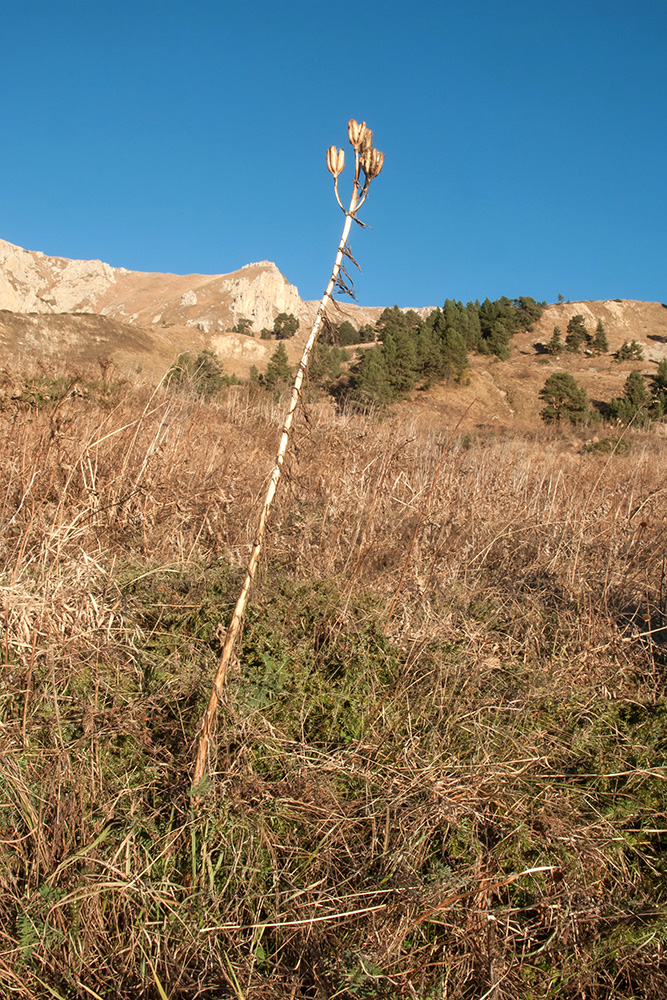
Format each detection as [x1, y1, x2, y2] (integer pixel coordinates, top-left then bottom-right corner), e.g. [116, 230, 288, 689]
[1, 367, 666, 998]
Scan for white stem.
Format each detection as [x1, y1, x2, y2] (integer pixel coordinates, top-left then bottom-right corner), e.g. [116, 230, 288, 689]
[192, 189, 358, 791]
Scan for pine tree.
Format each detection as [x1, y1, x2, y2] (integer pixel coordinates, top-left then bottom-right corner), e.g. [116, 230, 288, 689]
[565, 315, 588, 353]
[273, 313, 300, 339]
[651, 358, 667, 417]
[624, 370, 650, 409]
[464, 302, 482, 350]
[539, 372, 589, 423]
[264, 343, 292, 388]
[351, 347, 396, 404]
[607, 370, 652, 426]
[308, 342, 345, 388]
[439, 328, 469, 380]
[390, 331, 420, 393]
[333, 320, 361, 346]
[376, 305, 420, 343]
[415, 323, 443, 377]
[545, 326, 563, 355]
[591, 319, 608, 354]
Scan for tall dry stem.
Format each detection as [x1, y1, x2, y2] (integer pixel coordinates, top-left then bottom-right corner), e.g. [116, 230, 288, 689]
[192, 120, 384, 790]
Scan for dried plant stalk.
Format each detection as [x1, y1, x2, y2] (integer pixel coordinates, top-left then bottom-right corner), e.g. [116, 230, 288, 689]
[193, 121, 384, 791]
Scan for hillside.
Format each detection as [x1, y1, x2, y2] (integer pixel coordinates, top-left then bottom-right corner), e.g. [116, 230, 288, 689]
[409, 299, 667, 430]
[0, 238, 383, 378]
[2, 239, 667, 998]
[1, 238, 667, 421]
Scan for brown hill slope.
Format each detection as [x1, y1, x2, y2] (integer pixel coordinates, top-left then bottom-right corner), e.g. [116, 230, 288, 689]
[0, 238, 384, 377]
[2, 239, 666, 422]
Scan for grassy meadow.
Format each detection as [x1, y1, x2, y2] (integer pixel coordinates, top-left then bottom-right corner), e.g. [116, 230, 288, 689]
[1, 367, 666, 998]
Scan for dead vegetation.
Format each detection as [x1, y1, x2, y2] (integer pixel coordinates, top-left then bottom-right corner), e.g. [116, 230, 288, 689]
[0, 367, 666, 998]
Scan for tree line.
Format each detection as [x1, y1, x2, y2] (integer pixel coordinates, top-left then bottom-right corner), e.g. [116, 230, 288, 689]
[169, 301, 664, 432]
[181, 297, 545, 405]
[346, 297, 543, 406]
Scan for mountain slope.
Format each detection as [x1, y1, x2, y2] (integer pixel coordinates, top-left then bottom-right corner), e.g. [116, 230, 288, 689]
[0, 238, 304, 331]
[0, 238, 387, 376]
[406, 299, 667, 430]
[2, 238, 667, 424]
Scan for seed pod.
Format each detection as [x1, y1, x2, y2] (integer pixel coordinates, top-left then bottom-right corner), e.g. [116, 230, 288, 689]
[360, 148, 385, 180]
[326, 146, 345, 177]
[347, 119, 368, 150]
[359, 127, 373, 154]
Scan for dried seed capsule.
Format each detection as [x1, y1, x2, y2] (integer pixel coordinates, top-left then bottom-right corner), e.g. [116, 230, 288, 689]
[347, 119, 366, 149]
[359, 127, 373, 154]
[326, 146, 345, 177]
[360, 148, 385, 179]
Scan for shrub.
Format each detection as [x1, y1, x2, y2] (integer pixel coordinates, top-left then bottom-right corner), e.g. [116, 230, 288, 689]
[615, 339, 644, 361]
[264, 342, 293, 389]
[591, 318, 609, 354]
[584, 436, 632, 455]
[166, 349, 235, 398]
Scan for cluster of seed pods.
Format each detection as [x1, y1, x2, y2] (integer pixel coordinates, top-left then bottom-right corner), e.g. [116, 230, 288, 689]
[326, 119, 384, 215]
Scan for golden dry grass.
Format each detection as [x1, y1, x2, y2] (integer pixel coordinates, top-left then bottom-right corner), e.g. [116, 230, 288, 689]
[1, 368, 666, 998]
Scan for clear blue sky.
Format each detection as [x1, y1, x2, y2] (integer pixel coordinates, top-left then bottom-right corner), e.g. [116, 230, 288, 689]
[3, 0, 665, 307]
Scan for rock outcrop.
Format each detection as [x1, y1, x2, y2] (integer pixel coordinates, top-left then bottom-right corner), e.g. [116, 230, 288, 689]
[0, 240, 118, 314]
[0, 237, 389, 377]
[0, 238, 305, 334]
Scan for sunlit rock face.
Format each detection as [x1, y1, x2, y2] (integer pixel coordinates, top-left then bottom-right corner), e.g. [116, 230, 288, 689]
[0, 239, 117, 313]
[221, 262, 303, 332]
[0, 239, 303, 334]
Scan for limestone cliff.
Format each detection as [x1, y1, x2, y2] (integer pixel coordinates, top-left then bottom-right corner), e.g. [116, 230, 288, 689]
[0, 237, 388, 376]
[0, 240, 117, 314]
[0, 239, 304, 334]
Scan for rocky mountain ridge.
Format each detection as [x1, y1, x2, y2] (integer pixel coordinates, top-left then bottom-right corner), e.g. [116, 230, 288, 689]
[0, 238, 307, 333]
[0, 237, 391, 376]
[2, 238, 667, 429]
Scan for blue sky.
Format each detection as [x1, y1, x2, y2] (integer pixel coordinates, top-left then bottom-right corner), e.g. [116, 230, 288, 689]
[3, 0, 665, 307]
